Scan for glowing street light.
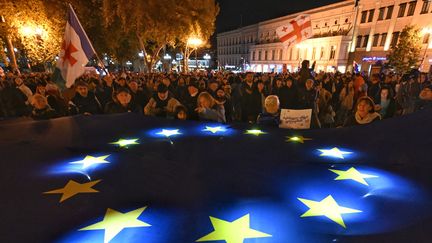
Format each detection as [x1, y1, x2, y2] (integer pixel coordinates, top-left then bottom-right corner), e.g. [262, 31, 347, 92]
[187, 36, 204, 70]
[203, 54, 211, 60]
[164, 54, 172, 60]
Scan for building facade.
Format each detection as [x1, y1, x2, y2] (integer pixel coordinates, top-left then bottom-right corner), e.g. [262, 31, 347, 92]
[216, 0, 432, 73]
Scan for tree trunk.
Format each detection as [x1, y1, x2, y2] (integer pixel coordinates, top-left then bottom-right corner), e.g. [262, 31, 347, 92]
[0, 40, 9, 67]
[6, 36, 18, 72]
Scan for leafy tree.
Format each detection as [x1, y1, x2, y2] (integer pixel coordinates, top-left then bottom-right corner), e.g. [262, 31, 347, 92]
[387, 25, 422, 74]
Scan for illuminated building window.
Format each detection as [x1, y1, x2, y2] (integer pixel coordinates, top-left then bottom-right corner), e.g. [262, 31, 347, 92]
[380, 33, 387, 46]
[330, 46, 336, 60]
[320, 47, 325, 60]
[272, 50, 276, 61]
[252, 51, 256, 61]
[279, 49, 283, 60]
[386, 5, 394, 19]
[360, 11, 367, 23]
[258, 51, 262, 61]
[398, 3, 407, 17]
[362, 35, 369, 48]
[391, 32, 400, 47]
[407, 1, 417, 16]
[373, 34, 380, 47]
[312, 47, 316, 60]
[378, 7, 385, 20]
[368, 9, 375, 22]
[265, 50, 268, 60]
[420, 0, 431, 14]
[356, 35, 362, 48]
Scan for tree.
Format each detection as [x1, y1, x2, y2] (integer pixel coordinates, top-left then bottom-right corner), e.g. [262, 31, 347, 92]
[102, 0, 219, 72]
[387, 25, 422, 74]
[0, 0, 63, 68]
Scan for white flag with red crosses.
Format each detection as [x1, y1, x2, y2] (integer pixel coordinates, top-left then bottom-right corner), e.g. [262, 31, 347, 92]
[276, 15, 312, 47]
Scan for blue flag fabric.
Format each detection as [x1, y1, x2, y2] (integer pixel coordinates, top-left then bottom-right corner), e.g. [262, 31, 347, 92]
[0, 111, 431, 243]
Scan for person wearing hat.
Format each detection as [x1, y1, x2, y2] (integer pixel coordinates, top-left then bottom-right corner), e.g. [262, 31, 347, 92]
[104, 88, 142, 114]
[70, 81, 102, 115]
[182, 83, 200, 120]
[343, 96, 381, 127]
[396, 73, 421, 115]
[144, 83, 181, 118]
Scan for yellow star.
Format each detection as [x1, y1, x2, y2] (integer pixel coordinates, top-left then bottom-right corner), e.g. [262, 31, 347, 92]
[245, 129, 266, 136]
[286, 136, 312, 143]
[329, 167, 378, 186]
[80, 207, 151, 243]
[110, 139, 139, 148]
[318, 148, 352, 159]
[70, 155, 110, 169]
[196, 214, 271, 243]
[44, 179, 101, 203]
[203, 126, 226, 134]
[298, 195, 361, 228]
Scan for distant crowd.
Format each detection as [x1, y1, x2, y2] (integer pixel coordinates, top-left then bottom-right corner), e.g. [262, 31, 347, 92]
[0, 60, 431, 128]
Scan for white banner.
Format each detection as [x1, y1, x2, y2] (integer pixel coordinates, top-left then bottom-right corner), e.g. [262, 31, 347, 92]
[279, 109, 312, 129]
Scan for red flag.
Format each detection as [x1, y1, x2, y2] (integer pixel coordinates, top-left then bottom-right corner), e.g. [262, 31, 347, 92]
[276, 15, 312, 46]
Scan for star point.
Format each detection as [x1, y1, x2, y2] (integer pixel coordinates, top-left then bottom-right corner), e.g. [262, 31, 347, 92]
[110, 138, 139, 148]
[329, 167, 378, 186]
[156, 129, 181, 137]
[80, 207, 151, 243]
[286, 136, 312, 143]
[44, 179, 101, 202]
[197, 214, 271, 243]
[245, 129, 266, 136]
[70, 155, 111, 169]
[318, 148, 352, 159]
[298, 195, 361, 228]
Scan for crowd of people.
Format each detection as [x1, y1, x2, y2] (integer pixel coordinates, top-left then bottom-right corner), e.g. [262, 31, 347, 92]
[0, 60, 431, 129]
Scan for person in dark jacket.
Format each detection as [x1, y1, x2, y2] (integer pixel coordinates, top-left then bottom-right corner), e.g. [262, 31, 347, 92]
[215, 88, 234, 123]
[278, 78, 298, 109]
[183, 83, 200, 120]
[195, 92, 226, 123]
[415, 85, 432, 111]
[128, 80, 149, 108]
[104, 88, 142, 114]
[240, 73, 262, 123]
[257, 95, 280, 127]
[368, 74, 381, 104]
[375, 86, 396, 119]
[0, 80, 30, 117]
[70, 81, 102, 115]
[298, 79, 320, 128]
[30, 94, 58, 120]
[344, 96, 381, 127]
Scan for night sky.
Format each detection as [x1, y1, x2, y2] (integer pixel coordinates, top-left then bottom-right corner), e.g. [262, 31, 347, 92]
[216, 0, 342, 33]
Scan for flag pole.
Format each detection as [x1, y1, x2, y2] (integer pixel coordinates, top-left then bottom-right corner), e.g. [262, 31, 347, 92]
[68, 4, 110, 75]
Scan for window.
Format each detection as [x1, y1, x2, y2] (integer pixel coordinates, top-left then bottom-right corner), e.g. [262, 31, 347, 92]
[407, 1, 417, 16]
[423, 33, 430, 44]
[265, 51, 268, 60]
[297, 49, 300, 60]
[368, 9, 375, 22]
[258, 51, 262, 61]
[360, 11, 368, 23]
[279, 49, 283, 60]
[330, 46, 336, 60]
[356, 35, 363, 48]
[380, 33, 387, 46]
[391, 32, 400, 47]
[272, 50, 276, 60]
[398, 3, 407, 17]
[386, 5, 394, 19]
[289, 48, 293, 60]
[363, 35, 369, 48]
[312, 47, 316, 60]
[320, 47, 325, 60]
[373, 34, 380, 47]
[252, 51, 256, 61]
[420, 0, 431, 14]
[378, 7, 385, 20]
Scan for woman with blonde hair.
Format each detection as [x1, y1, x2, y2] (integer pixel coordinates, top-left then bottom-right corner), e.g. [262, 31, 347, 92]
[195, 92, 226, 122]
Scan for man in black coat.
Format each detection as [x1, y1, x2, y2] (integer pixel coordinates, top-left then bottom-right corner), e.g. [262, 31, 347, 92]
[70, 81, 102, 115]
[240, 73, 262, 123]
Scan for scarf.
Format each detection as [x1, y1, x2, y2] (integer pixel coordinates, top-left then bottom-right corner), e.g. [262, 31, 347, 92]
[355, 112, 381, 124]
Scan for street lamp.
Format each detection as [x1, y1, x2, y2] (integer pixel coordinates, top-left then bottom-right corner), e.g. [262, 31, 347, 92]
[187, 36, 203, 70]
[421, 27, 432, 71]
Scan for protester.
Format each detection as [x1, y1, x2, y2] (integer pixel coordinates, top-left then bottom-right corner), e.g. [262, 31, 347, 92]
[257, 95, 280, 126]
[195, 92, 226, 123]
[30, 94, 58, 120]
[375, 86, 396, 119]
[104, 88, 142, 114]
[144, 83, 181, 118]
[344, 96, 381, 127]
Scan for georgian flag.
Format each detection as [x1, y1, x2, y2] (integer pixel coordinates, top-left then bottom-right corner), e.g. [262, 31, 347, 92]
[56, 5, 96, 88]
[276, 15, 312, 46]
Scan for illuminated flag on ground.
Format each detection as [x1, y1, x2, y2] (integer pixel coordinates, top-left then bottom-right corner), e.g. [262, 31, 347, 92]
[276, 15, 312, 46]
[56, 4, 96, 88]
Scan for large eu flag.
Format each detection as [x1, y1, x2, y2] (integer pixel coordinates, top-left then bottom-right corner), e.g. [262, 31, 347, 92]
[0, 110, 432, 243]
